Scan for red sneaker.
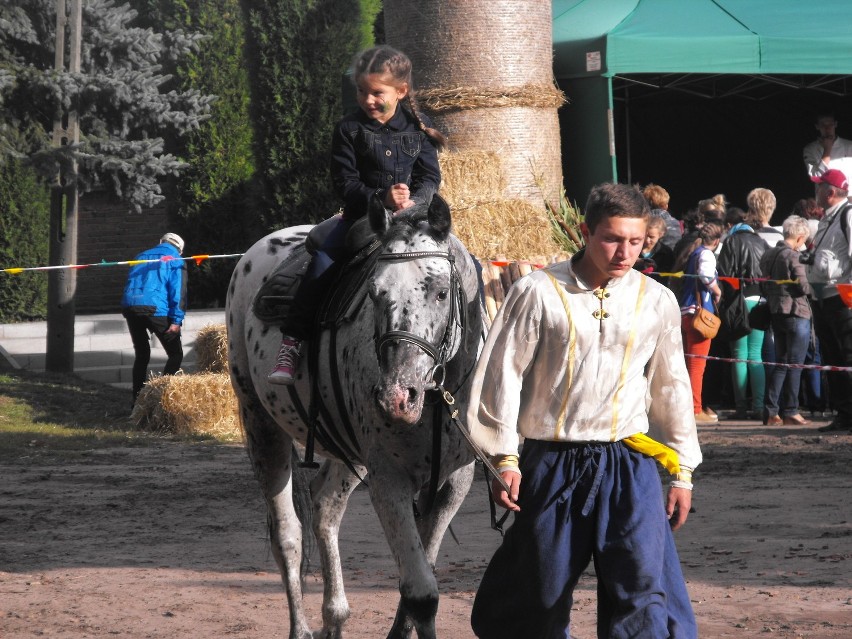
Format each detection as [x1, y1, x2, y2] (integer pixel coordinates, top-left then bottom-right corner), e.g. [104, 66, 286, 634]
[268, 337, 302, 385]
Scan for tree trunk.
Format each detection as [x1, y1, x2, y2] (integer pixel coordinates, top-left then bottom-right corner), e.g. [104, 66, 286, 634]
[383, 0, 564, 208]
[46, 183, 78, 373]
[46, 0, 82, 373]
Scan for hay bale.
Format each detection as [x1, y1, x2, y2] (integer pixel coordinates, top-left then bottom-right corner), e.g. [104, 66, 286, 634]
[131, 372, 239, 438]
[194, 323, 228, 373]
[439, 150, 505, 207]
[453, 198, 562, 260]
[439, 149, 567, 260]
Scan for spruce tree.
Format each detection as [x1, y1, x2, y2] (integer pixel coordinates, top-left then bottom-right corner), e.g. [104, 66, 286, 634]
[0, 0, 213, 371]
[0, 0, 214, 212]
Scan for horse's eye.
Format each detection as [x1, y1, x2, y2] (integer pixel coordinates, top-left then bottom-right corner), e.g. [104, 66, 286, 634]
[437, 290, 449, 302]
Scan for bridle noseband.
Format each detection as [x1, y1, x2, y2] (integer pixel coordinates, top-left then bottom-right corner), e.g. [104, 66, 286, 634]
[373, 250, 468, 384]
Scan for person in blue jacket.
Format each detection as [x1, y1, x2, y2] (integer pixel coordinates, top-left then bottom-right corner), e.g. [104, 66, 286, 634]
[121, 233, 187, 403]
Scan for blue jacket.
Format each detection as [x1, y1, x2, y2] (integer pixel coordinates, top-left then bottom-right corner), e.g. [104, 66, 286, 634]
[121, 242, 187, 325]
[331, 105, 441, 220]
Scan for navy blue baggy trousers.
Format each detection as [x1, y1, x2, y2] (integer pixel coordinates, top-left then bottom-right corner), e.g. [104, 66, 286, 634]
[471, 439, 697, 639]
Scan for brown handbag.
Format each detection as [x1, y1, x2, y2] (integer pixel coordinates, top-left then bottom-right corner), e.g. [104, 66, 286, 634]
[691, 279, 721, 339]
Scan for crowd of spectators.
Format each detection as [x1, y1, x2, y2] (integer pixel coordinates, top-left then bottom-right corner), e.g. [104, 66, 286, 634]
[635, 182, 843, 430]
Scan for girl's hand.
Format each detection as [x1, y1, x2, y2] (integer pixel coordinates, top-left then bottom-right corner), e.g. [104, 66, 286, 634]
[385, 183, 411, 211]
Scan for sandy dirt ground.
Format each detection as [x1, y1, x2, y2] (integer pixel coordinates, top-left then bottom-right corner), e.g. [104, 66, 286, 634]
[2, 416, 851, 638]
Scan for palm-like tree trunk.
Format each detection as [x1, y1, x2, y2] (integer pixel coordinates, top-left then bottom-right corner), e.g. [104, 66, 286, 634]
[384, 0, 564, 208]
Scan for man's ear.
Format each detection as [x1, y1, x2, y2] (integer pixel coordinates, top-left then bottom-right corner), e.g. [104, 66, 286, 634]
[580, 222, 591, 242]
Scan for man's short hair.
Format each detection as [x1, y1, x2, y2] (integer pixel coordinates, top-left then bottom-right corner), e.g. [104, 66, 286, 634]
[584, 183, 650, 233]
[642, 183, 670, 210]
[815, 109, 837, 124]
[725, 206, 747, 227]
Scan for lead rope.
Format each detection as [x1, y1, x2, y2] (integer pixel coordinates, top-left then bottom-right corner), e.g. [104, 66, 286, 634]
[434, 380, 514, 534]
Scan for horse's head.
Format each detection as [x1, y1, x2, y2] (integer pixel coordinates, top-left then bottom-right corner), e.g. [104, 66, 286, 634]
[366, 195, 479, 426]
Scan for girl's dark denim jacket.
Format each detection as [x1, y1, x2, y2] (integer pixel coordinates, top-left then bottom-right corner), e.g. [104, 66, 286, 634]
[331, 106, 441, 220]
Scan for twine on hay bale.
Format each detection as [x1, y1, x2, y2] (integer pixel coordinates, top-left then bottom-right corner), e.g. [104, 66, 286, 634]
[131, 372, 239, 438]
[418, 83, 567, 113]
[194, 323, 228, 373]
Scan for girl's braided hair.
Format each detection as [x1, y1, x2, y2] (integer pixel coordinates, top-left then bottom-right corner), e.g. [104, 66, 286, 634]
[352, 45, 447, 149]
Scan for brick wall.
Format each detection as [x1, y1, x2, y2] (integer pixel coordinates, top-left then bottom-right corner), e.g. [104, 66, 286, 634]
[76, 192, 169, 313]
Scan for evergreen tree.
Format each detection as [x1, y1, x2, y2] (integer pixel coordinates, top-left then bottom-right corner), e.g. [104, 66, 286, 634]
[0, 0, 214, 212]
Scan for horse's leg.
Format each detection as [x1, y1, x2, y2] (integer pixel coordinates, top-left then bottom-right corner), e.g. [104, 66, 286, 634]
[368, 468, 440, 639]
[418, 461, 475, 565]
[310, 459, 364, 639]
[386, 462, 476, 639]
[241, 404, 313, 639]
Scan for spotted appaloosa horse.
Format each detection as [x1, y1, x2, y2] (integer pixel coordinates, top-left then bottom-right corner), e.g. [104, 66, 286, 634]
[226, 195, 483, 639]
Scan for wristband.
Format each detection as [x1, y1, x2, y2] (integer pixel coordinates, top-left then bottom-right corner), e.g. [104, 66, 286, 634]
[492, 454, 521, 477]
[670, 467, 693, 490]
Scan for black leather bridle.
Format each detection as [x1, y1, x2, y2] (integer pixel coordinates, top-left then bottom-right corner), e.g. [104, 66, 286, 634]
[373, 250, 468, 384]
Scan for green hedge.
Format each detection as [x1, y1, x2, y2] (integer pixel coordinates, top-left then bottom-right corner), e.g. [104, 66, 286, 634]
[0, 162, 50, 322]
[133, 0, 257, 307]
[240, 0, 381, 229]
[134, 0, 379, 306]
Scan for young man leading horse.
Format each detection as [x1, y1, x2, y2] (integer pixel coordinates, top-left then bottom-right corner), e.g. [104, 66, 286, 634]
[468, 182, 702, 639]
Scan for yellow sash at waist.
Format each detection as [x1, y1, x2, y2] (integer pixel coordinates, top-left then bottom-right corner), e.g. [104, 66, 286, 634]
[622, 432, 680, 475]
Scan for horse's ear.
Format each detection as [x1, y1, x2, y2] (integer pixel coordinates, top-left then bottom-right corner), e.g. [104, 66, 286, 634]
[368, 193, 391, 236]
[427, 194, 451, 239]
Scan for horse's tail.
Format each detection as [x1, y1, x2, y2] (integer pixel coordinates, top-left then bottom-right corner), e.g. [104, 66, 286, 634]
[235, 406, 316, 581]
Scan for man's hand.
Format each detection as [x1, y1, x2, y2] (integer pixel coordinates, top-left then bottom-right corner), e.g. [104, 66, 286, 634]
[165, 323, 181, 335]
[491, 470, 521, 512]
[666, 485, 692, 531]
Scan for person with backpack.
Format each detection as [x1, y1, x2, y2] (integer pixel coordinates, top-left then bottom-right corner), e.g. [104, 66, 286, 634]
[808, 169, 852, 432]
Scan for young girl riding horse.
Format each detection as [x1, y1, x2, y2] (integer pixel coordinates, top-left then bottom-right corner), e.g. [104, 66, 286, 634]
[269, 44, 446, 384]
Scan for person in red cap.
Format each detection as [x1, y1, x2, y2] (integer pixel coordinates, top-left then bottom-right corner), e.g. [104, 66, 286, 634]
[807, 168, 852, 432]
[803, 110, 852, 179]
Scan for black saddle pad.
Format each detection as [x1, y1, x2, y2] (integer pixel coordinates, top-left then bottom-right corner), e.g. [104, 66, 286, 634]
[318, 238, 382, 328]
[253, 233, 382, 327]
[253, 245, 311, 324]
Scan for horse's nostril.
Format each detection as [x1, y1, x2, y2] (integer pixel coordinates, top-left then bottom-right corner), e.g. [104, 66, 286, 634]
[407, 387, 417, 403]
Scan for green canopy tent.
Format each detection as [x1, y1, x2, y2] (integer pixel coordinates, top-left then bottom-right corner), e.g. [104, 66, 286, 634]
[553, 0, 852, 215]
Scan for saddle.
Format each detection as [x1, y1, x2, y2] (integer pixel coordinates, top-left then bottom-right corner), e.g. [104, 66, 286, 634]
[253, 216, 380, 326]
[252, 216, 383, 474]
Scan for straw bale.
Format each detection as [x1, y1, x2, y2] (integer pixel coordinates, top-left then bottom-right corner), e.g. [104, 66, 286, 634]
[131, 372, 239, 438]
[451, 198, 562, 260]
[439, 150, 505, 207]
[194, 323, 229, 373]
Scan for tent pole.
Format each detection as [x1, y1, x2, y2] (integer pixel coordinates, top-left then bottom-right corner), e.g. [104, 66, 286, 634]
[625, 86, 632, 186]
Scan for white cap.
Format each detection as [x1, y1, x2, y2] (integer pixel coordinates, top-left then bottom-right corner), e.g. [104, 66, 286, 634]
[160, 232, 185, 254]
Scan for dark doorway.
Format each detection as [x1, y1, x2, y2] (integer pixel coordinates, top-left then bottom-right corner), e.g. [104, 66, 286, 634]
[611, 74, 852, 223]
